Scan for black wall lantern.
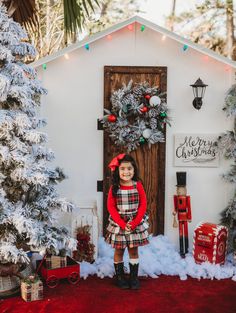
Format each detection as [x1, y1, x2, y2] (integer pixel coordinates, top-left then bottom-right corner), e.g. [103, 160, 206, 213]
[190, 78, 208, 110]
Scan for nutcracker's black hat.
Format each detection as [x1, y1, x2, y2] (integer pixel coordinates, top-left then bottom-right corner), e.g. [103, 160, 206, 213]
[176, 172, 186, 186]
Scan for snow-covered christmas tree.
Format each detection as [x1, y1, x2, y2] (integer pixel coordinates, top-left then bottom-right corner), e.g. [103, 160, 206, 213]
[0, 5, 76, 266]
[217, 84, 236, 254]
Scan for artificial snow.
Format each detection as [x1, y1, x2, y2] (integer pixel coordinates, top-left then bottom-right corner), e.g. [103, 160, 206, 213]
[80, 235, 236, 281]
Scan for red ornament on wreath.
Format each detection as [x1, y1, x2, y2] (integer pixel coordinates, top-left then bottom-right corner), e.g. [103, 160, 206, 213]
[140, 106, 148, 113]
[144, 94, 151, 100]
[108, 114, 117, 123]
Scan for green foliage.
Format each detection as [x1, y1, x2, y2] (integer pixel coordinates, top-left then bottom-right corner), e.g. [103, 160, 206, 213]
[166, 0, 235, 59]
[63, 0, 99, 37]
[7, 0, 142, 59]
[86, 0, 143, 35]
[217, 85, 236, 252]
[223, 84, 236, 116]
[5, 0, 101, 58]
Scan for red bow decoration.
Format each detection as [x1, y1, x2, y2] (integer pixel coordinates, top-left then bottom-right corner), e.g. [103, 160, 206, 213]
[108, 153, 125, 171]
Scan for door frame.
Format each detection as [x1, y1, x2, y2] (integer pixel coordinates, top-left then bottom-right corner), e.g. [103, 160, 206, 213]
[102, 66, 167, 236]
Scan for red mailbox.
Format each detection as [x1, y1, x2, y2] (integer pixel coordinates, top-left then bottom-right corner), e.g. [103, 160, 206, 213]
[193, 222, 228, 265]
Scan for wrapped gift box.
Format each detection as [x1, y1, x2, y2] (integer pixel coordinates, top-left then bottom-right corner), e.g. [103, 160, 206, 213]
[193, 222, 228, 265]
[21, 276, 43, 302]
[46, 255, 67, 269]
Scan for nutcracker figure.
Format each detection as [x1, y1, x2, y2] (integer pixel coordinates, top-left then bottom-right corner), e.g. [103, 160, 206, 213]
[173, 172, 192, 257]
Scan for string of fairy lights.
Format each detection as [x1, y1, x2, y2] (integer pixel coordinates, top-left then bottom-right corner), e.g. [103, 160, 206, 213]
[41, 23, 232, 72]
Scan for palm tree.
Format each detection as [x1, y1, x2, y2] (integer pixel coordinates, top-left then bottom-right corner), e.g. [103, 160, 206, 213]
[2, 0, 38, 27]
[2, 0, 99, 40]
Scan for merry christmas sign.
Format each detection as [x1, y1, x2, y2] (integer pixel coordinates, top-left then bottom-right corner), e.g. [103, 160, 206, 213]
[174, 134, 219, 167]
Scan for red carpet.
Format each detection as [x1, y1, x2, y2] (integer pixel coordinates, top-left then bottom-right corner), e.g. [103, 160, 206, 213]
[1, 275, 236, 313]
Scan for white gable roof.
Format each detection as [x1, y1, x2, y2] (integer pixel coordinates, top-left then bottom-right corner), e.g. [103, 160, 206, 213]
[32, 15, 236, 69]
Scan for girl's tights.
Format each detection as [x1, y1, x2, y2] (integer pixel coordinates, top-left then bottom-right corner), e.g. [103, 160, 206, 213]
[114, 247, 138, 263]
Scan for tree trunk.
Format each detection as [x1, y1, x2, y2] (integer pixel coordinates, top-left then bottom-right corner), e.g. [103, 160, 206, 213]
[169, 0, 176, 31]
[45, 0, 50, 54]
[226, 0, 236, 60]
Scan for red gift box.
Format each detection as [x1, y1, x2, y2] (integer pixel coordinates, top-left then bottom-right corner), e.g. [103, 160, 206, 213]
[193, 222, 228, 265]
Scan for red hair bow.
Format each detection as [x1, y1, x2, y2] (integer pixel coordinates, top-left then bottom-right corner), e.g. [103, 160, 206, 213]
[108, 153, 125, 171]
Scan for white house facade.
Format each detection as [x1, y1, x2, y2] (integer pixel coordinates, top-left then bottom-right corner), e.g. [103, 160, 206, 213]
[33, 16, 236, 250]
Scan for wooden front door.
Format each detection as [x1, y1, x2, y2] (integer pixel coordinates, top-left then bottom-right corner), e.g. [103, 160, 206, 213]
[103, 66, 167, 236]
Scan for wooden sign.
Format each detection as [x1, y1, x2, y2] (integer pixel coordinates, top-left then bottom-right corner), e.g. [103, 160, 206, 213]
[174, 134, 219, 167]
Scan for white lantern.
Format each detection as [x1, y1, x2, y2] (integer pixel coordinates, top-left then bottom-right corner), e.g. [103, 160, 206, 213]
[149, 96, 161, 107]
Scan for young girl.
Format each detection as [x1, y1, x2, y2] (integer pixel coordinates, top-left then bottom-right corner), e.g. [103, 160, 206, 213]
[106, 153, 149, 290]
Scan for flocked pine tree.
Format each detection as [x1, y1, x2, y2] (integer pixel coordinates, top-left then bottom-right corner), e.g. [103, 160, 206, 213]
[217, 84, 236, 254]
[0, 5, 76, 266]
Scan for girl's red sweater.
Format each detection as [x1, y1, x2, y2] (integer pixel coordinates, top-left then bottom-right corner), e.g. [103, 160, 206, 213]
[107, 181, 147, 230]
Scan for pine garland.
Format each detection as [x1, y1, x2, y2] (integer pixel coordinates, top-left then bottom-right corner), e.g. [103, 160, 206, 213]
[100, 80, 170, 152]
[217, 84, 236, 253]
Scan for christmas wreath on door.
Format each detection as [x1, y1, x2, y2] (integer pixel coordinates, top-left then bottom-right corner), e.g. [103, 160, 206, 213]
[100, 80, 170, 152]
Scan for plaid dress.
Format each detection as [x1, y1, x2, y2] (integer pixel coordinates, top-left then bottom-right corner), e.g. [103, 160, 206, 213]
[106, 181, 149, 249]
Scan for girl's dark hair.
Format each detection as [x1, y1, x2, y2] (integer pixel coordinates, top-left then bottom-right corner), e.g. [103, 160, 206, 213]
[111, 154, 140, 197]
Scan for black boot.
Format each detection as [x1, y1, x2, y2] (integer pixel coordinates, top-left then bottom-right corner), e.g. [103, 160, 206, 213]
[129, 263, 140, 290]
[114, 262, 129, 289]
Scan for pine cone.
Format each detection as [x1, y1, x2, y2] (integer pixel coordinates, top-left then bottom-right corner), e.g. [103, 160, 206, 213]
[150, 118, 157, 129]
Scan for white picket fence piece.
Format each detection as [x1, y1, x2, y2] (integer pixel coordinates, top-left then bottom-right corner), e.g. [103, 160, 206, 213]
[71, 204, 99, 260]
